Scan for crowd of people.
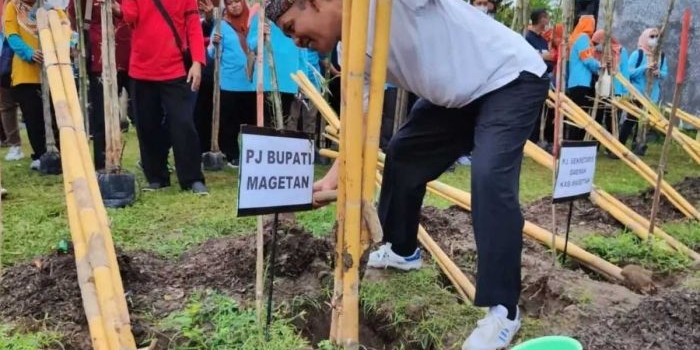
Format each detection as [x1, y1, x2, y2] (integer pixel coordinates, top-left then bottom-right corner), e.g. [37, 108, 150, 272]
[523, 6, 668, 156]
[0, 0, 418, 196]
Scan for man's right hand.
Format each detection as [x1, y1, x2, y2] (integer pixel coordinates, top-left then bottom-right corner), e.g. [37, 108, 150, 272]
[212, 33, 221, 45]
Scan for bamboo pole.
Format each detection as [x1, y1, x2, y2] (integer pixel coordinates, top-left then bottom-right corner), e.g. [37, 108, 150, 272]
[636, 0, 675, 150]
[665, 105, 700, 129]
[588, 0, 616, 140]
[44, 9, 136, 348]
[339, 0, 370, 346]
[648, 8, 691, 238]
[360, 0, 392, 250]
[102, 0, 122, 172]
[547, 90, 700, 220]
[330, 0, 353, 341]
[263, 22, 284, 129]
[255, 1, 265, 323]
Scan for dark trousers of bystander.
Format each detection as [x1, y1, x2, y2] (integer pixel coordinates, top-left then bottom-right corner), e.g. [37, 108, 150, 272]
[219, 90, 256, 163]
[90, 71, 132, 170]
[13, 83, 59, 160]
[566, 86, 595, 141]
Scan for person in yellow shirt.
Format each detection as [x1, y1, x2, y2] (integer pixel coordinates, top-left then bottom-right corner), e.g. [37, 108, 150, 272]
[3, 0, 59, 170]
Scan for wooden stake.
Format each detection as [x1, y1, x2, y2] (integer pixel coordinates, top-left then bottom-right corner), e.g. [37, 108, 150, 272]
[210, 7, 223, 153]
[255, 1, 266, 323]
[102, 0, 122, 172]
[73, 0, 90, 133]
[648, 8, 691, 238]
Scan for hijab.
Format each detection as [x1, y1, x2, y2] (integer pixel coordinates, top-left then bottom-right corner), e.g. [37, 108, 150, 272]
[568, 15, 595, 52]
[11, 0, 39, 37]
[638, 27, 659, 55]
[591, 29, 621, 72]
[223, 0, 252, 53]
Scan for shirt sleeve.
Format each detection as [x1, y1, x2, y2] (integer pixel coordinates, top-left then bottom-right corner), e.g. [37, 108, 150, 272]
[185, 2, 205, 65]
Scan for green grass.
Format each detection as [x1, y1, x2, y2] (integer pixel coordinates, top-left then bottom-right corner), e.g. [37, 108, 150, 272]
[0, 325, 62, 350]
[159, 290, 308, 350]
[662, 221, 700, 251]
[581, 231, 693, 273]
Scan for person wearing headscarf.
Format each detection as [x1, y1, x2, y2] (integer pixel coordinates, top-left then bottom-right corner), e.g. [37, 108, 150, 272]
[590, 29, 629, 142]
[619, 27, 668, 153]
[265, 1, 550, 349]
[207, 0, 257, 167]
[0, 0, 23, 161]
[3, 0, 61, 171]
[566, 15, 600, 140]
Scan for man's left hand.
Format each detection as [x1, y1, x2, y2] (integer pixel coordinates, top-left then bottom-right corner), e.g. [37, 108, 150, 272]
[187, 62, 202, 91]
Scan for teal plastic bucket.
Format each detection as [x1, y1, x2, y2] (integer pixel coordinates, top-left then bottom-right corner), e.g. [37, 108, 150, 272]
[511, 336, 583, 350]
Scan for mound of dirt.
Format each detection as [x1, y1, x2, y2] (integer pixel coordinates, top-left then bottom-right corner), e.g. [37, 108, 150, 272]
[523, 197, 620, 236]
[575, 291, 700, 350]
[0, 225, 332, 350]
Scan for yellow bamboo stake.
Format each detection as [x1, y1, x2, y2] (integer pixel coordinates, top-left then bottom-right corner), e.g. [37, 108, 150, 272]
[330, 0, 353, 342]
[665, 105, 700, 129]
[339, 0, 370, 346]
[360, 0, 392, 250]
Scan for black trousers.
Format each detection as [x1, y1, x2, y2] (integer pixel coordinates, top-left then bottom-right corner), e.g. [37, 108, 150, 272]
[131, 77, 204, 189]
[263, 92, 295, 128]
[378, 71, 549, 308]
[220, 90, 256, 162]
[90, 72, 132, 170]
[14, 83, 59, 160]
[380, 87, 398, 151]
[194, 75, 214, 153]
[566, 86, 595, 141]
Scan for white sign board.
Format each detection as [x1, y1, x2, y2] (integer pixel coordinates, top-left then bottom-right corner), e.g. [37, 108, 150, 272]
[237, 126, 315, 216]
[552, 141, 598, 203]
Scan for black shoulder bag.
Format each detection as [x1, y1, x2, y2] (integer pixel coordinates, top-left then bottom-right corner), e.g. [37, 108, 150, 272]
[150, 0, 193, 72]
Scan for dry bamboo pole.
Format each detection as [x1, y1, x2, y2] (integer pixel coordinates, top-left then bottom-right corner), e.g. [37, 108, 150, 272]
[102, 0, 122, 172]
[290, 72, 339, 132]
[45, 9, 136, 347]
[255, 1, 265, 323]
[263, 24, 284, 129]
[547, 91, 700, 220]
[666, 105, 700, 129]
[38, 9, 123, 350]
[524, 141, 700, 261]
[637, 0, 675, 150]
[613, 99, 700, 164]
[588, 0, 616, 140]
[648, 8, 691, 240]
[329, 0, 353, 342]
[338, 0, 370, 346]
[360, 0, 392, 250]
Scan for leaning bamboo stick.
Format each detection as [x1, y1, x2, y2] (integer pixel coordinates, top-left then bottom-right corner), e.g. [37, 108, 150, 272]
[360, 0, 392, 250]
[548, 91, 700, 220]
[290, 72, 340, 133]
[255, 0, 265, 323]
[44, 9, 136, 348]
[666, 105, 700, 129]
[38, 11, 112, 350]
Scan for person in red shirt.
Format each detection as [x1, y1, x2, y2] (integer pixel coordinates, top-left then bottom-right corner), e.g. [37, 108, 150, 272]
[68, 0, 132, 171]
[109, 0, 208, 194]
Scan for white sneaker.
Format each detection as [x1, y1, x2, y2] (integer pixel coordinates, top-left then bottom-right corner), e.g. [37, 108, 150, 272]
[30, 159, 40, 170]
[457, 155, 472, 166]
[462, 305, 521, 350]
[5, 146, 24, 161]
[367, 243, 422, 271]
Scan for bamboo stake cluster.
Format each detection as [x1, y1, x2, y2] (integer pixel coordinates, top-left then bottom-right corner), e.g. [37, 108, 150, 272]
[546, 90, 700, 221]
[665, 105, 700, 130]
[37, 8, 136, 350]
